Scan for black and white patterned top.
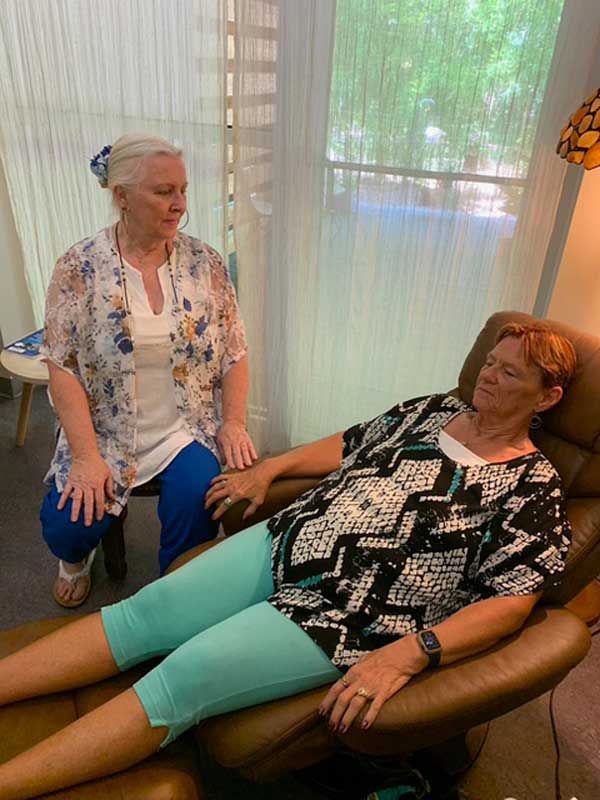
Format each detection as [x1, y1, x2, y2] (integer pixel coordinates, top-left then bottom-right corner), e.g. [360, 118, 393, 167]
[267, 394, 571, 669]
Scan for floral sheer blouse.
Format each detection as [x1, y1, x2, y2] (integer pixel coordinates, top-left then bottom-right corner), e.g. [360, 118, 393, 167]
[41, 227, 247, 514]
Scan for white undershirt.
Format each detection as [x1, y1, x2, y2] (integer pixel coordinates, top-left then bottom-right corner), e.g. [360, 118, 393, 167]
[124, 259, 194, 486]
[438, 429, 488, 466]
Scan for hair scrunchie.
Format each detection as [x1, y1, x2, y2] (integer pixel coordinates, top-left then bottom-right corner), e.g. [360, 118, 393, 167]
[89, 144, 112, 187]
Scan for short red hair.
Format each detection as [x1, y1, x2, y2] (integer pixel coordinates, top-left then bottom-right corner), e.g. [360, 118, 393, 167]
[496, 323, 577, 389]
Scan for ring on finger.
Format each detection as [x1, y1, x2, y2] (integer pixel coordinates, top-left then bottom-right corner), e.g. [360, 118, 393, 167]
[356, 687, 371, 700]
[339, 676, 350, 688]
[223, 497, 233, 507]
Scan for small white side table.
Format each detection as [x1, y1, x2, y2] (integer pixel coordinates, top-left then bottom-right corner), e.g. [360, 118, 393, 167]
[0, 349, 49, 446]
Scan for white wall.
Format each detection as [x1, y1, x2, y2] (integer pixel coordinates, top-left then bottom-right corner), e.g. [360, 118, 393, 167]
[547, 166, 600, 337]
[0, 159, 34, 345]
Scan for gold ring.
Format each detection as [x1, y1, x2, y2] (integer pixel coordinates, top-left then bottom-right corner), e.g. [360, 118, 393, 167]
[356, 687, 371, 700]
[340, 677, 350, 688]
[224, 497, 233, 507]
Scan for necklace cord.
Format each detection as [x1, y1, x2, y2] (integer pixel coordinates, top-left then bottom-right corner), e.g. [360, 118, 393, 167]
[114, 222, 177, 314]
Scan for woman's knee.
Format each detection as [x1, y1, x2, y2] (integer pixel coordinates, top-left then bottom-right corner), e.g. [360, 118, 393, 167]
[158, 447, 221, 527]
[132, 635, 237, 746]
[174, 474, 214, 510]
[40, 485, 112, 561]
[101, 578, 182, 671]
[164, 443, 220, 496]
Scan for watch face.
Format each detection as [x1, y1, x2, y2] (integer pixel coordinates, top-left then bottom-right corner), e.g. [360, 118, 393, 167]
[421, 631, 441, 651]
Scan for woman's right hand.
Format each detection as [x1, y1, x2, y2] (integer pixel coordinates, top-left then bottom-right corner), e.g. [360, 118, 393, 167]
[204, 460, 276, 521]
[57, 453, 115, 526]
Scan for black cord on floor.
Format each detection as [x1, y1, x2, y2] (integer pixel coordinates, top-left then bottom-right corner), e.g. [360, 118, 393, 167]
[550, 622, 600, 800]
[549, 685, 561, 800]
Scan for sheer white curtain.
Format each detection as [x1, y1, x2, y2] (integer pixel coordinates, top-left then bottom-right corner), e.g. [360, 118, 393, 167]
[233, 0, 335, 452]
[235, 0, 600, 451]
[0, 0, 227, 325]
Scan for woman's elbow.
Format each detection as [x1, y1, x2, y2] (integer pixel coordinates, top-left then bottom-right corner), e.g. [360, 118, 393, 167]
[504, 594, 540, 634]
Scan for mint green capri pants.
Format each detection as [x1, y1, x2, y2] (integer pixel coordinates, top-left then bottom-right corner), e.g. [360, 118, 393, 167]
[101, 520, 341, 746]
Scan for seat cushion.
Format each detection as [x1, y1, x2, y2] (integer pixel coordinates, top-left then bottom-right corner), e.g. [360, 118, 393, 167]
[38, 749, 204, 799]
[0, 617, 205, 800]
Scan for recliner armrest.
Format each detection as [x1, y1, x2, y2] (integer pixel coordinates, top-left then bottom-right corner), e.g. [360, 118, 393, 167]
[195, 607, 590, 779]
[340, 606, 590, 754]
[221, 477, 321, 536]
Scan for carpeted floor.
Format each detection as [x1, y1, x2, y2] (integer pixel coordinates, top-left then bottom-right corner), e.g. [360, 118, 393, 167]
[1, 387, 599, 799]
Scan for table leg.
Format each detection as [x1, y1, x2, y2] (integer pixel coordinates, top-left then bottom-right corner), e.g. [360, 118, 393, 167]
[15, 382, 34, 447]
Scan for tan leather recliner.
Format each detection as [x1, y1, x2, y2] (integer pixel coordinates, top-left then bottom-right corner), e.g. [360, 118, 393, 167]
[183, 310, 600, 781]
[0, 311, 598, 797]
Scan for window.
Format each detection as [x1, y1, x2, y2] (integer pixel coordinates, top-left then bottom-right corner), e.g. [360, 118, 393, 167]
[327, 0, 564, 218]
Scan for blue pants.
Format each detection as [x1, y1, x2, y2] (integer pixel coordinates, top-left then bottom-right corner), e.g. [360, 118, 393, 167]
[101, 520, 341, 746]
[40, 442, 221, 574]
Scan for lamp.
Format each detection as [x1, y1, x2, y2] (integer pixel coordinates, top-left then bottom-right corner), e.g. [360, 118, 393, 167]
[555, 87, 600, 627]
[556, 87, 600, 169]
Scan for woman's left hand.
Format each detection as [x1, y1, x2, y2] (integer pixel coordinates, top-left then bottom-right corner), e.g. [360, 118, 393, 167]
[216, 420, 258, 470]
[318, 636, 428, 734]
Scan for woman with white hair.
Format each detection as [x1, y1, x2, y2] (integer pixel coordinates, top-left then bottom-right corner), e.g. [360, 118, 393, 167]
[40, 133, 256, 607]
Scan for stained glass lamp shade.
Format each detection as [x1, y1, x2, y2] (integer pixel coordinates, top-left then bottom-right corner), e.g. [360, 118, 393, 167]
[556, 88, 600, 170]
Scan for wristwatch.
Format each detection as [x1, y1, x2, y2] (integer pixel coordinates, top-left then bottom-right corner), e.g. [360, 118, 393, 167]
[416, 629, 442, 667]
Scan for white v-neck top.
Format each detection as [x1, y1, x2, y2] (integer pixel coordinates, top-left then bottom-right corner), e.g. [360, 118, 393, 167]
[438, 429, 488, 466]
[124, 260, 193, 486]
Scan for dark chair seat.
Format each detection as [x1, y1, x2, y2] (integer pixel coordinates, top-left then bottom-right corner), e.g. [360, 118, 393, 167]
[101, 477, 161, 579]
